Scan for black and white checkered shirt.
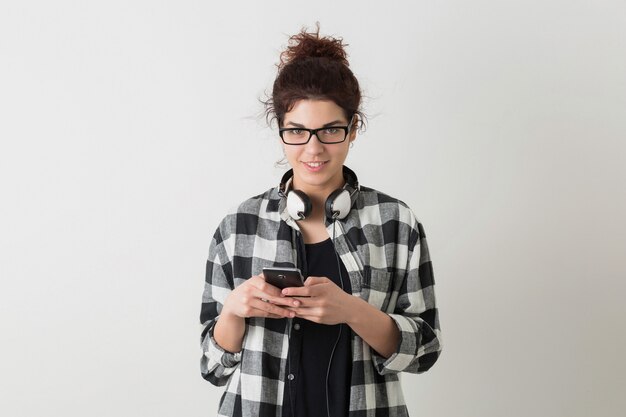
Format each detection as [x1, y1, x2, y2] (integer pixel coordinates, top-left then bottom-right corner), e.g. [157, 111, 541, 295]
[200, 182, 442, 416]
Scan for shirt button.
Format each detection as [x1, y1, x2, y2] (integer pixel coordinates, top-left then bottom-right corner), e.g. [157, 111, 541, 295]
[293, 323, 300, 330]
[287, 373, 295, 381]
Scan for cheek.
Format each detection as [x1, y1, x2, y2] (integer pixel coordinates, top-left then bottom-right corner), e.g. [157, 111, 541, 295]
[282, 146, 299, 163]
[330, 144, 349, 159]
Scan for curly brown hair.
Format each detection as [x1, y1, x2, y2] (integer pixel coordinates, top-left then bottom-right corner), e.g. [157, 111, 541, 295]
[262, 22, 366, 132]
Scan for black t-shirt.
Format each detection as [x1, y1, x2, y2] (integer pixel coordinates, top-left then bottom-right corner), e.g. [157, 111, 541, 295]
[282, 238, 353, 417]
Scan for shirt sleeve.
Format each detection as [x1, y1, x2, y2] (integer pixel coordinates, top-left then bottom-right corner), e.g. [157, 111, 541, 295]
[371, 221, 443, 375]
[200, 218, 242, 386]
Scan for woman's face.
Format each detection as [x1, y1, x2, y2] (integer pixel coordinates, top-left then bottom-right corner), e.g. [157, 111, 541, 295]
[281, 99, 356, 196]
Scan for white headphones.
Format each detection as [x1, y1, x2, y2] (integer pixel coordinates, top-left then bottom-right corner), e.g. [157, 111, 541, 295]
[278, 166, 360, 221]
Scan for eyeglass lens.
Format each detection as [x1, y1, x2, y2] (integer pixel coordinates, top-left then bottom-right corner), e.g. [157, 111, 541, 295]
[281, 127, 347, 144]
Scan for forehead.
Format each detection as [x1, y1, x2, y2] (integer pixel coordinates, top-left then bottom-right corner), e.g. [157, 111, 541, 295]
[283, 99, 347, 124]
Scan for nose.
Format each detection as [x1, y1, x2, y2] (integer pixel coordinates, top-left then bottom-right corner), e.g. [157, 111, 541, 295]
[304, 132, 325, 154]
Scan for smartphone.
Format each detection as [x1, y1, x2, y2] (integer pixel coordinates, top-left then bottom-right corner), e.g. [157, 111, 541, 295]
[262, 267, 304, 290]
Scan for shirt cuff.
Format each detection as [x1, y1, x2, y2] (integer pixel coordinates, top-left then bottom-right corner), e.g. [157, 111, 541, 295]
[206, 321, 242, 369]
[371, 313, 419, 374]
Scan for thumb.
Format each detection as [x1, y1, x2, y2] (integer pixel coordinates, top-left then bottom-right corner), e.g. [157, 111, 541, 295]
[304, 276, 330, 286]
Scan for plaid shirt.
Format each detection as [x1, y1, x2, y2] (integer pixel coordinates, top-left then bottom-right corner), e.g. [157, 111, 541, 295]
[200, 183, 442, 417]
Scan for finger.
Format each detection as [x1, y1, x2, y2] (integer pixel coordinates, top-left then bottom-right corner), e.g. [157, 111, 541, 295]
[283, 298, 307, 308]
[285, 296, 320, 311]
[262, 297, 301, 308]
[252, 277, 285, 298]
[255, 305, 294, 319]
[281, 286, 313, 297]
[252, 298, 295, 318]
[269, 296, 302, 307]
[303, 276, 330, 286]
[254, 289, 300, 307]
[289, 307, 322, 322]
[249, 307, 287, 320]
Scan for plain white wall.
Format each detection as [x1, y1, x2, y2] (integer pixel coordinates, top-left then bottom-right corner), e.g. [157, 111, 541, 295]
[1, 1, 625, 416]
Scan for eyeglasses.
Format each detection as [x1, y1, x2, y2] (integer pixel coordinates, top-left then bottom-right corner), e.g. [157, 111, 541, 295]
[279, 117, 355, 145]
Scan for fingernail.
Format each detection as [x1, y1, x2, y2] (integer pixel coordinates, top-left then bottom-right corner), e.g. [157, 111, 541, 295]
[293, 300, 300, 306]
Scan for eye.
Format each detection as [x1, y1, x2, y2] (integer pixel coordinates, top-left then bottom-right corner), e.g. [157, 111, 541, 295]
[287, 129, 305, 135]
[323, 128, 339, 134]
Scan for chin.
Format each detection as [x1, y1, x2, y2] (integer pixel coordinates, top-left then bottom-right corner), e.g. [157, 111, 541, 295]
[299, 169, 341, 188]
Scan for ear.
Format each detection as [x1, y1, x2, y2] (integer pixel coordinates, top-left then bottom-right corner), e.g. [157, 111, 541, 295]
[348, 116, 358, 142]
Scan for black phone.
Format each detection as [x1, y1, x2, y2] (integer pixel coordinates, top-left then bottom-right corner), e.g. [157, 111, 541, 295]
[262, 267, 304, 290]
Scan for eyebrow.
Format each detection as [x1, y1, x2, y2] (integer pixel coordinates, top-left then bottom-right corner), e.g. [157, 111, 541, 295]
[285, 119, 345, 128]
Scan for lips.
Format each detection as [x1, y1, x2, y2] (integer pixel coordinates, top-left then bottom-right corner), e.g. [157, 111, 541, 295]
[302, 161, 328, 172]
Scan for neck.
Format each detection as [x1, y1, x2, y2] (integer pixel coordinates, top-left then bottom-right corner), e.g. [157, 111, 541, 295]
[291, 175, 345, 221]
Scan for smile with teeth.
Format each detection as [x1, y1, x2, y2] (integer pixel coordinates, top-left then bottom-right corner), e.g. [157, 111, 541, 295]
[303, 161, 327, 168]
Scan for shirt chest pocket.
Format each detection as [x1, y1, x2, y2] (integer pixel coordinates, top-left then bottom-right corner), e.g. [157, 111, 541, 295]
[361, 268, 395, 312]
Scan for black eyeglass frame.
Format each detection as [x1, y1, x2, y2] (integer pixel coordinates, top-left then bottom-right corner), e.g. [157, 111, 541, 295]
[278, 116, 355, 145]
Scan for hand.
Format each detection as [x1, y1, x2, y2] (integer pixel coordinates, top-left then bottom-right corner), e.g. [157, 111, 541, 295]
[222, 274, 300, 320]
[282, 276, 353, 325]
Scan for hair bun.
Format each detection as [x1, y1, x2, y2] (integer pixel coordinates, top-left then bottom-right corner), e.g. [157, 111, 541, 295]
[278, 22, 349, 70]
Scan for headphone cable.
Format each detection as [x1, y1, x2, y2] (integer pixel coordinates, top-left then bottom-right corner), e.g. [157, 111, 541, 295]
[326, 220, 345, 417]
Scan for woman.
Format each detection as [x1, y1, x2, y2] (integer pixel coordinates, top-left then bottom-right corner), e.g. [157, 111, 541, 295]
[200, 23, 442, 417]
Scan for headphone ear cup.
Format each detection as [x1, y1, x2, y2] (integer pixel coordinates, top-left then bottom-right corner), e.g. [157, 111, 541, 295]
[325, 189, 352, 220]
[287, 190, 312, 220]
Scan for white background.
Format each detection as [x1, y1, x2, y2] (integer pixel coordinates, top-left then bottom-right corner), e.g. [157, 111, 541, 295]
[1, 1, 625, 416]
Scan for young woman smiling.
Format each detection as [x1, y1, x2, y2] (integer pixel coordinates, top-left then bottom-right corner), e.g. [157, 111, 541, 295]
[200, 23, 442, 417]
